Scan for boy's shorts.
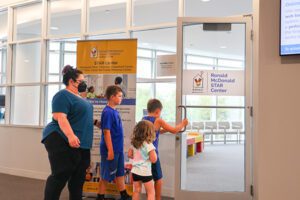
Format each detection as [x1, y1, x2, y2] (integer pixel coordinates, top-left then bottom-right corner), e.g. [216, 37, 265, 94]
[100, 153, 125, 182]
[151, 157, 163, 181]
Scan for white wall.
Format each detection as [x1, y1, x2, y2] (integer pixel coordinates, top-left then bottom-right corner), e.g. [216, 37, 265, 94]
[253, 0, 300, 199]
[0, 126, 50, 179]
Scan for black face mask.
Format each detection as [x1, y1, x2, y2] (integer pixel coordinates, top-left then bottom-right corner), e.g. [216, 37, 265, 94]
[78, 81, 87, 93]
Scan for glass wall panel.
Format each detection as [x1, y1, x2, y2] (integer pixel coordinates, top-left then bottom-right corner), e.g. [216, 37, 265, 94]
[49, 0, 81, 35]
[14, 3, 42, 40]
[89, 0, 126, 32]
[185, 0, 252, 17]
[133, 0, 178, 26]
[11, 86, 40, 125]
[13, 42, 41, 83]
[0, 11, 7, 43]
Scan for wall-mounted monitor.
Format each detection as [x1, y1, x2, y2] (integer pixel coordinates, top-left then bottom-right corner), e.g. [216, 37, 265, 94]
[0, 95, 5, 107]
[280, 0, 300, 55]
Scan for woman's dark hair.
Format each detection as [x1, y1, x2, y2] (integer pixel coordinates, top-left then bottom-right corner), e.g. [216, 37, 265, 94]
[88, 86, 94, 93]
[62, 65, 83, 86]
[105, 85, 122, 100]
[131, 120, 156, 149]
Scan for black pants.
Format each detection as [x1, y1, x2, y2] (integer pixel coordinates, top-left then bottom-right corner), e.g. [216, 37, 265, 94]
[43, 132, 90, 200]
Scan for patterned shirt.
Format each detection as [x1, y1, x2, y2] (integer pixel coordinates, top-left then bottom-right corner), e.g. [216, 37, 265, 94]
[131, 142, 156, 176]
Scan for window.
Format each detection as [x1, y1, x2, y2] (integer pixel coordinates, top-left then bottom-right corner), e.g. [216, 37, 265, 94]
[14, 3, 42, 40]
[156, 83, 176, 122]
[89, 0, 126, 32]
[49, 0, 81, 36]
[184, 0, 253, 17]
[0, 47, 7, 85]
[133, 0, 178, 26]
[0, 11, 8, 43]
[0, 0, 252, 127]
[47, 39, 77, 83]
[136, 83, 154, 121]
[133, 28, 177, 122]
[88, 33, 127, 40]
[45, 84, 65, 123]
[13, 42, 41, 83]
[11, 86, 40, 125]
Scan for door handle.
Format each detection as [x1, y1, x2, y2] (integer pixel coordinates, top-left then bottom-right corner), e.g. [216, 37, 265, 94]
[178, 105, 187, 133]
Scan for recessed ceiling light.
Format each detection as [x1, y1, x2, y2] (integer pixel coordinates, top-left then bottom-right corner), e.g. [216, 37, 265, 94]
[220, 46, 227, 49]
[50, 27, 59, 30]
[24, 59, 29, 63]
[202, 0, 211, 2]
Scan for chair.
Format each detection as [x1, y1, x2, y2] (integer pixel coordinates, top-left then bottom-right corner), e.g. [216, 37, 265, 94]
[205, 121, 217, 144]
[192, 122, 204, 132]
[192, 122, 205, 147]
[231, 121, 244, 143]
[185, 123, 192, 132]
[218, 121, 230, 144]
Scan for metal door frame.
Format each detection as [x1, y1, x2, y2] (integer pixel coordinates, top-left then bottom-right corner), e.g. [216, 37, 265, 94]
[175, 16, 253, 200]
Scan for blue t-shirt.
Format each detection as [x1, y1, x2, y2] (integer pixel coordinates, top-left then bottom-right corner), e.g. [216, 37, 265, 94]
[100, 105, 124, 155]
[42, 89, 94, 149]
[143, 116, 160, 154]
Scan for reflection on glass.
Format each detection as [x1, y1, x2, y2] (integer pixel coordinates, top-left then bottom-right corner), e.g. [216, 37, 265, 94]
[185, 0, 253, 17]
[0, 11, 8, 42]
[136, 83, 154, 121]
[11, 86, 40, 125]
[0, 47, 7, 85]
[156, 83, 176, 122]
[89, 0, 126, 32]
[47, 40, 77, 83]
[14, 3, 42, 40]
[13, 42, 41, 83]
[49, 0, 81, 35]
[133, 28, 177, 52]
[88, 33, 127, 40]
[137, 59, 152, 79]
[133, 0, 178, 26]
[46, 85, 60, 123]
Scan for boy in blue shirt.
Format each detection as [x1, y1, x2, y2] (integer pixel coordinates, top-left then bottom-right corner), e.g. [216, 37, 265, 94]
[143, 99, 188, 200]
[97, 85, 131, 200]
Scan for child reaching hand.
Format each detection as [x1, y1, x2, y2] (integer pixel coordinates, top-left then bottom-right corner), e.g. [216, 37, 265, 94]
[128, 120, 157, 200]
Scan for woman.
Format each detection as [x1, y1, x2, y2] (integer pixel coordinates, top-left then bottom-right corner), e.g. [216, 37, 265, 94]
[87, 86, 97, 99]
[42, 65, 94, 200]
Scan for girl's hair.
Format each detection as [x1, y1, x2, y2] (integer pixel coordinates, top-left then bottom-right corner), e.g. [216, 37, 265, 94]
[62, 65, 83, 86]
[131, 120, 156, 149]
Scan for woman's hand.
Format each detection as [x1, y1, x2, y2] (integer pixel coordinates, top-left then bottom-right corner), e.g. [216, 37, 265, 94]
[67, 134, 80, 148]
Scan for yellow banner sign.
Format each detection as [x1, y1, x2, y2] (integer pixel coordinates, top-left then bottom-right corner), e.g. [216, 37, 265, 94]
[77, 39, 137, 74]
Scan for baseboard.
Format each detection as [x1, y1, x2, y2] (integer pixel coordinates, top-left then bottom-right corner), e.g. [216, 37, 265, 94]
[0, 166, 175, 197]
[162, 187, 174, 198]
[0, 166, 48, 180]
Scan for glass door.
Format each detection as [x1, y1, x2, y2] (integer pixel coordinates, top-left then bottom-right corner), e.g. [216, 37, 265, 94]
[175, 16, 252, 200]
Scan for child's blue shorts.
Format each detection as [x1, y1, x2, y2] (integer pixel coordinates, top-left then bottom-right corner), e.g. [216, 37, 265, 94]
[100, 153, 125, 182]
[151, 157, 163, 181]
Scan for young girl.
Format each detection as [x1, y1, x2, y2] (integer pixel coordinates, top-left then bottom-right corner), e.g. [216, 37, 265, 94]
[128, 120, 157, 200]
